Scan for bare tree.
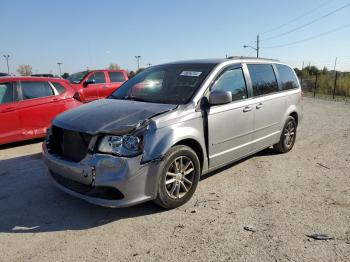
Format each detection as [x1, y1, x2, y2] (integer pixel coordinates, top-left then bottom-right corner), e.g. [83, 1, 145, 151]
[17, 64, 33, 76]
[108, 63, 121, 70]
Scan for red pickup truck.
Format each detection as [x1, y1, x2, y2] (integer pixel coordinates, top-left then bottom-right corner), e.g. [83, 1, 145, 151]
[67, 69, 128, 102]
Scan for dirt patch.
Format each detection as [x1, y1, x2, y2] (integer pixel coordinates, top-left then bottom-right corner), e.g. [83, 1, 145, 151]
[0, 97, 349, 261]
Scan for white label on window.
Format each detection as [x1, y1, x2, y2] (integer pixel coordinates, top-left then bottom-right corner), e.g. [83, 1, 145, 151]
[180, 71, 202, 77]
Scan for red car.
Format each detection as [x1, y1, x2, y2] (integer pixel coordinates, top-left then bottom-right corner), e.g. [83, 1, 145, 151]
[67, 69, 128, 102]
[0, 77, 82, 145]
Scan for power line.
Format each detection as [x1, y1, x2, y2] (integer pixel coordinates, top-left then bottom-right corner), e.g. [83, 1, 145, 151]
[261, 0, 336, 34]
[244, 48, 257, 57]
[261, 23, 350, 48]
[261, 2, 350, 41]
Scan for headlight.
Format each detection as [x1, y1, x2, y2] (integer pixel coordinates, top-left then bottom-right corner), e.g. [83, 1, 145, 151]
[98, 135, 142, 157]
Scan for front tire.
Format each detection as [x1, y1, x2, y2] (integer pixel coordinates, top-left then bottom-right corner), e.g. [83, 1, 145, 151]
[154, 145, 200, 209]
[273, 116, 297, 153]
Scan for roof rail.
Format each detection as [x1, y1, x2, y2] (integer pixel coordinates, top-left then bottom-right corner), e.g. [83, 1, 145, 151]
[227, 56, 279, 62]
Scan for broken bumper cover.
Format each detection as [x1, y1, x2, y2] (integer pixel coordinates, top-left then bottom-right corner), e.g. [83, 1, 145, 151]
[42, 143, 161, 208]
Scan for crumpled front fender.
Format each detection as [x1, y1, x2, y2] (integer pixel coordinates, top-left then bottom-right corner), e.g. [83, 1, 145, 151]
[141, 118, 208, 172]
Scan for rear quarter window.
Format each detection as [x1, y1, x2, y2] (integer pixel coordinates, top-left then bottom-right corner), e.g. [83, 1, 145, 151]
[247, 64, 278, 96]
[21, 81, 54, 99]
[275, 64, 299, 90]
[108, 72, 126, 82]
[51, 82, 66, 94]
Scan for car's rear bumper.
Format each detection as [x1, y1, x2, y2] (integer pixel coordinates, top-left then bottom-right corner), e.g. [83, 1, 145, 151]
[42, 143, 161, 208]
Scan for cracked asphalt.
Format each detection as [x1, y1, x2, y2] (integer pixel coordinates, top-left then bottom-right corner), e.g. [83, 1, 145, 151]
[0, 97, 349, 261]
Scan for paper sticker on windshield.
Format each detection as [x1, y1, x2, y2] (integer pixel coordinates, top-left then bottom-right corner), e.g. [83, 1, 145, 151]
[180, 71, 202, 77]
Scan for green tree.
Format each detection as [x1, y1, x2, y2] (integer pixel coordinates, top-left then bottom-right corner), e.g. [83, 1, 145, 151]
[321, 66, 328, 75]
[62, 72, 70, 79]
[305, 65, 319, 76]
[136, 68, 145, 74]
[128, 70, 135, 78]
[294, 68, 302, 78]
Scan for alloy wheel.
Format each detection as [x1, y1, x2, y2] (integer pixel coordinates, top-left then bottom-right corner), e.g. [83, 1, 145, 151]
[284, 120, 296, 148]
[164, 156, 195, 199]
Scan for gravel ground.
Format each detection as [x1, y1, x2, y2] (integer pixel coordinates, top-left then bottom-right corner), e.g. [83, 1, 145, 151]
[0, 97, 349, 262]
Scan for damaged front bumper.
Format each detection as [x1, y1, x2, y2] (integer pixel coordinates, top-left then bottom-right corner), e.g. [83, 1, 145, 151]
[42, 143, 162, 208]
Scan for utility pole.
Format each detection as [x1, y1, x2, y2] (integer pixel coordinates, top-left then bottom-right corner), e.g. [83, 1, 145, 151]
[3, 54, 10, 74]
[135, 56, 141, 70]
[243, 34, 260, 58]
[333, 71, 338, 99]
[333, 57, 337, 72]
[57, 62, 62, 77]
[332, 57, 338, 99]
[256, 34, 259, 58]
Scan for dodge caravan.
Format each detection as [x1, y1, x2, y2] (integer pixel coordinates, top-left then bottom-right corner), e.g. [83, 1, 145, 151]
[43, 57, 303, 209]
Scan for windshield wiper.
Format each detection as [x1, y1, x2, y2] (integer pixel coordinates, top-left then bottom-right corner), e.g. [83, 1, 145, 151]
[108, 94, 149, 102]
[126, 95, 150, 102]
[108, 94, 128, 100]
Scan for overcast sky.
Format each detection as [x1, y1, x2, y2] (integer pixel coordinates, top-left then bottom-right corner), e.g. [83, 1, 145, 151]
[1, 0, 350, 74]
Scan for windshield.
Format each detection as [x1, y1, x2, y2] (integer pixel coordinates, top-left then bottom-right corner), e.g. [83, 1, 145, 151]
[109, 63, 216, 104]
[67, 71, 89, 84]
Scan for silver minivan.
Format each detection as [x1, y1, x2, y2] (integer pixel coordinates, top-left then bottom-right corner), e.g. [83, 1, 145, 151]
[43, 57, 303, 209]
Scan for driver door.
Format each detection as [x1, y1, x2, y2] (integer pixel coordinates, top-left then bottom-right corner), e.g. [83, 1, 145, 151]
[83, 72, 106, 102]
[207, 66, 254, 168]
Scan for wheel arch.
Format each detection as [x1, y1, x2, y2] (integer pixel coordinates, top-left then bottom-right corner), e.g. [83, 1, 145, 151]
[174, 138, 204, 172]
[142, 123, 208, 173]
[283, 104, 299, 127]
[289, 111, 298, 126]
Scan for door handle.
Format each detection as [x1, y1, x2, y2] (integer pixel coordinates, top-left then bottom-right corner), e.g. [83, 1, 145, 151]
[256, 103, 264, 109]
[51, 97, 59, 101]
[243, 106, 252, 112]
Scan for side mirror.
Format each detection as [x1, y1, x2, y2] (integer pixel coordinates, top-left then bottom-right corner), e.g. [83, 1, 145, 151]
[83, 79, 95, 87]
[209, 90, 232, 105]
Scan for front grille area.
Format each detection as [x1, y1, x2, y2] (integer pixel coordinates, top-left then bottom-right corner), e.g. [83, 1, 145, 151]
[47, 126, 92, 162]
[51, 171, 124, 200]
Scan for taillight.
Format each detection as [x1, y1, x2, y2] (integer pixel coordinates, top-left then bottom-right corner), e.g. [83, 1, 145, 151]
[73, 92, 82, 102]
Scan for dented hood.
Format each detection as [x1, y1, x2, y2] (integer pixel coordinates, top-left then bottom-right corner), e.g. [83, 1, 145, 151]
[53, 99, 176, 134]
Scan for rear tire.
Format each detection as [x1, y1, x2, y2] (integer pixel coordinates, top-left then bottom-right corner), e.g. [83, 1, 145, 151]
[273, 116, 297, 153]
[154, 145, 200, 209]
